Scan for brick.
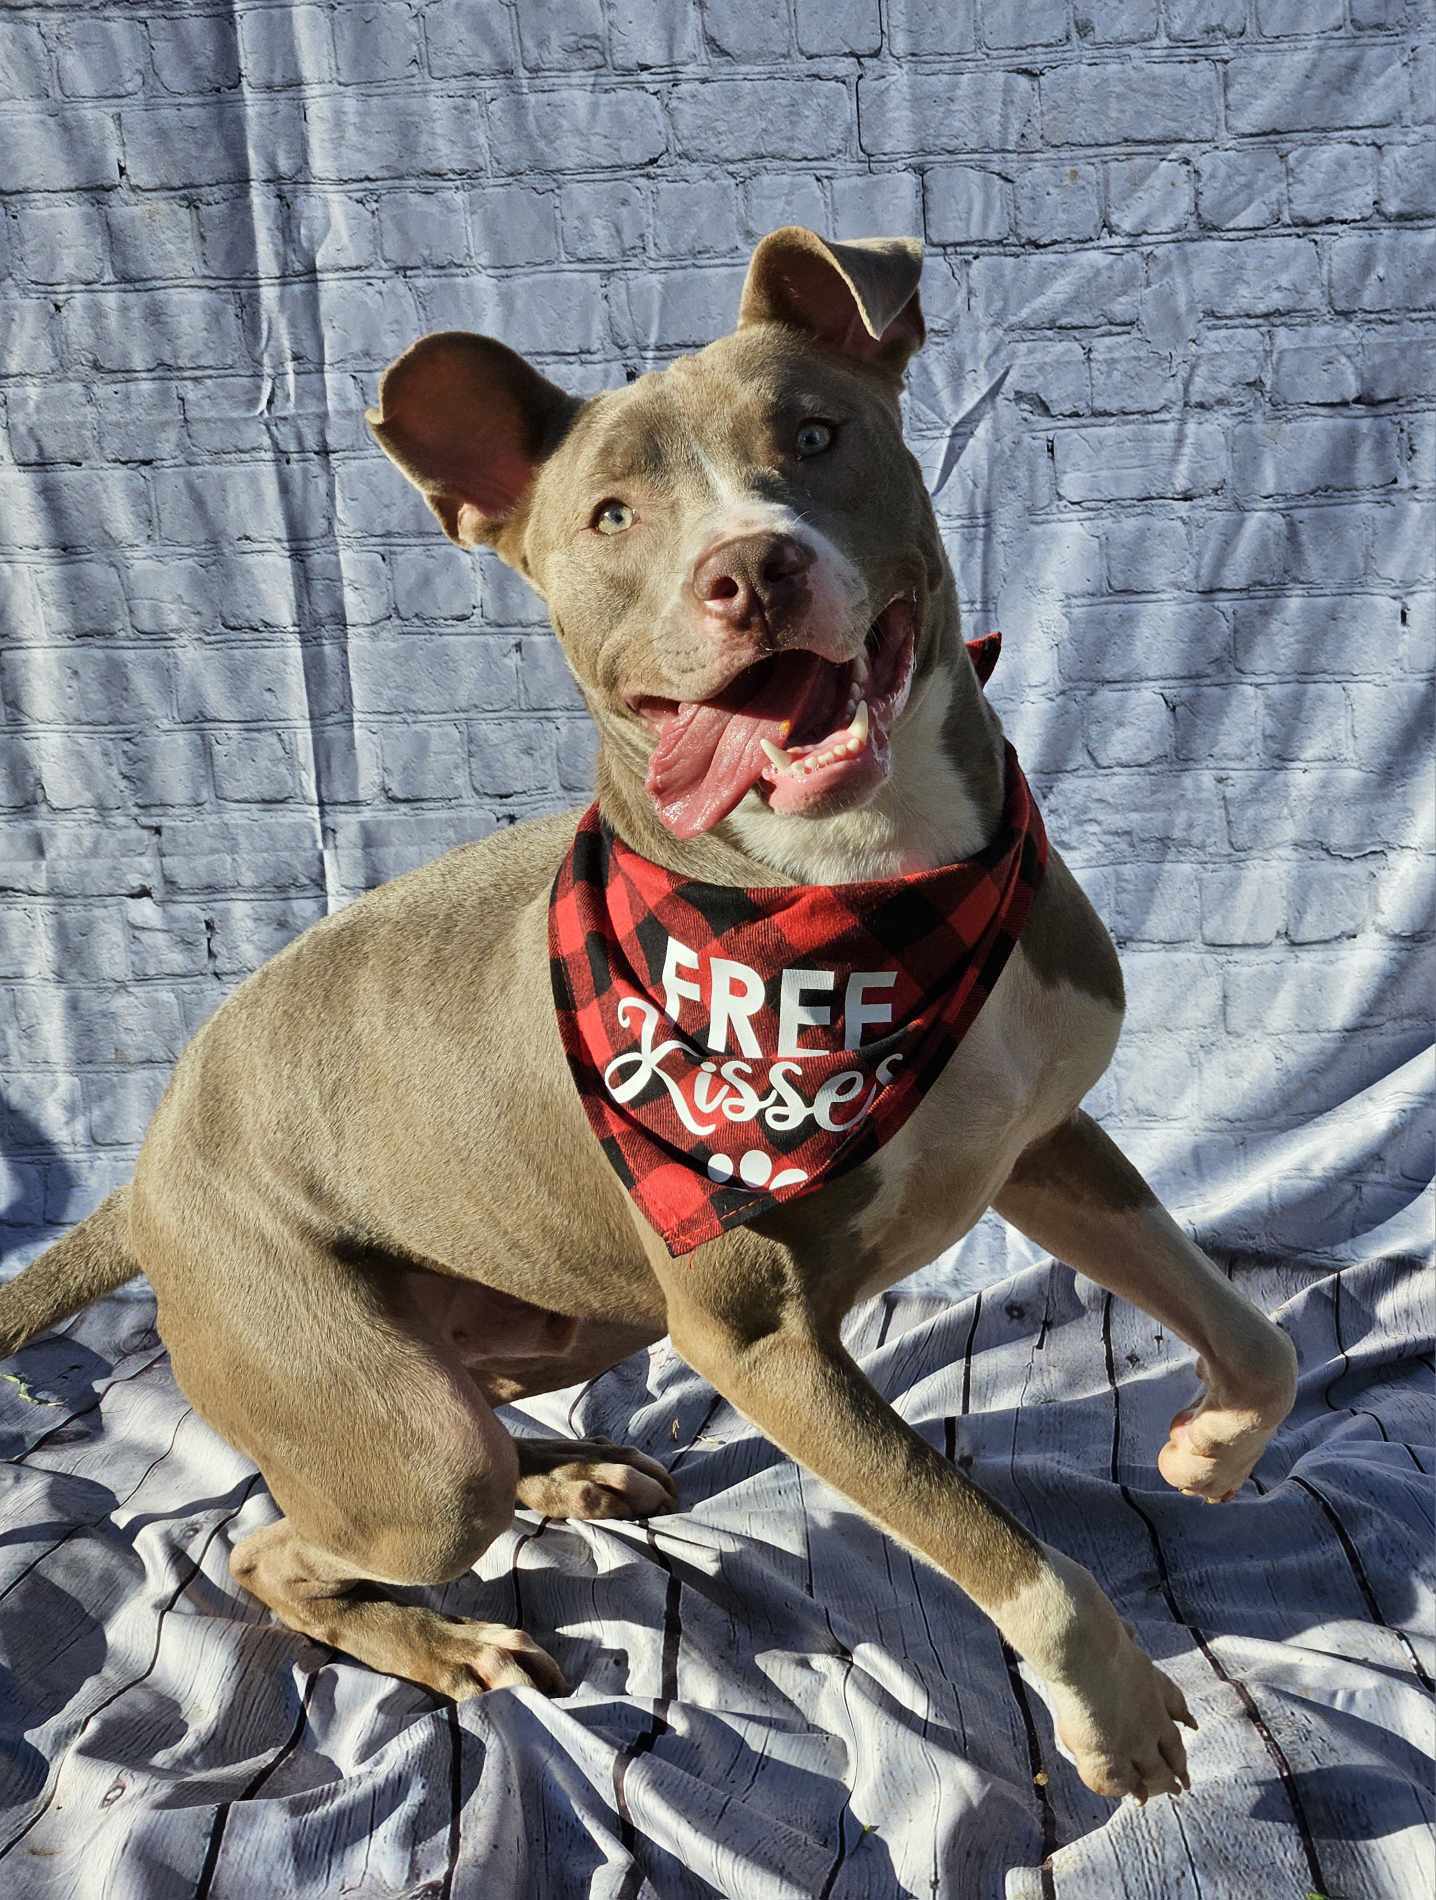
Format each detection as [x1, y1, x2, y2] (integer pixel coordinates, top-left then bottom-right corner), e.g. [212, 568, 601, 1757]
[1082, 691, 1174, 766]
[1269, 336, 1360, 406]
[1041, 61, 1216, 144]
[419, 270, 603, 357]
[0, 740, 41, 810]
[671, 79, 849, 162]
[107, 201, 200, 282]
[1226, 47, 1406, 135]
[153, 462, 337, 546]
[3, 642, 172, 722]
[378, 191, 468, 269]
[982, 0, 1069, 45]
[1288, 143, 1378, 225]
[334, 3, 420, 81]
[1089, 341, 1176, 415]
[1195, 149, 1284, 230]
[88, 1067, 172, 1145]
[15, 204, 108, 286]
[469, 184, 558, 266]
[62, 288, 247, 372]
[559, 180, 647, 261]
[1260, 681, 1351, 761]
[1054, 422, 1226, 503]
[54, 17, 148, 97]
[468, 717, 555, 794]
[1380, 143, 1436, 219]
[350, 636, 519, 715]
[42, 906, 128, 983]
[123, 99, 307, 188]
[381, 724, 465, 799]
[391, 550, 478, 622]
[1166, 235, 1323, 317]
[149, 13, 241, 91]
[6, 389, 97, 467]
[0, 302, 59, 377]
[1348, 681, 1430, 760]
[1331, 230, 1436, 313]
[830, 173, 923, 240]
[608, 0, 704, 67]
[795, 0, 881, 56]
[0, 907, 44, 978]
[176, 650, 305, 724]
[1105, 158, 1193, 235]
[861, 71, 1039, 155]
[1230, 416, 1400, 499]
[1256, 0, 1342, 28]
[923, 167, 1009, 244]
[4, 108, 117, 191]
[1060, 603, 1229, 681]
[1375, 852, 1435, 940]
[555, 717, 600, 793]
[1171, 683, 1262, 762]
[1232, 592, 1403, 675]
[0, 1158, 46, 1229]
[1120, 952, 1223, 1032]
[702, 0, 791, 59]
[1285, 865, 1369, 943]
[211, 731, 300, 802]
[1014, 162, 1101, 244]
[33, 736, 130, 810]
[0, 468, 153, 551]
[119, 734, 211, 808]
[970, 251, 1142, 330]
[287, 193, 376, 272]
[1165, 0, 1247, 38]
[489, 86, 666, 172]
[1369, 504, 1436, 588]
[1200, 867, 1282, 945]
[238, 4, 333, 87]
[650, 182, 743, 259]
[885, 0, 977, 55]
[1104, 515, 1189, 592]
[1073, 0, 1158, 40]
[422, 0, 514, 73]
[519, 636, 586, 710]
[0, 21, 48, 102]
[611, 265, 749, 350]
[1225, 955, 1401, 1034]
[206, 900, 321, 975]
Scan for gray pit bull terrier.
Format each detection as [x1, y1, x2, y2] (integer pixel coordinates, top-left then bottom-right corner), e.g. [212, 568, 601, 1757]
[1, 228, 1297, 1805]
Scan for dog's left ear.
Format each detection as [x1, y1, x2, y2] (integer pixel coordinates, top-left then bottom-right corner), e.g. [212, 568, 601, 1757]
[738, 228, 925, 378]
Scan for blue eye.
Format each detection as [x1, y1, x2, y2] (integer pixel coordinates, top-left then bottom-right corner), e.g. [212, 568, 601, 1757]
[796, 420, 835, 457]
[593, 499, 634, 535]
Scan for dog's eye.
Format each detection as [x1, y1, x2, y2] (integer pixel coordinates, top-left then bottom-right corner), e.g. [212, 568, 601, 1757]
[795, 419, 835, 458]
[593, 499, 634, 535]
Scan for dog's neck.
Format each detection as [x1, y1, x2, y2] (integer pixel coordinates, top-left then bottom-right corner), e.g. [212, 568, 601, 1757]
[594, 619, 1008, 890]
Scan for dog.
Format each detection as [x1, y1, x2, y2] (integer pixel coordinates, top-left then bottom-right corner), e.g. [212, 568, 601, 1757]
[1, 228, 1297, 1805]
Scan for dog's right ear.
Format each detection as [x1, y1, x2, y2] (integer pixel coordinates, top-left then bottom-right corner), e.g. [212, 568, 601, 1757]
[366, 332, 579, 550]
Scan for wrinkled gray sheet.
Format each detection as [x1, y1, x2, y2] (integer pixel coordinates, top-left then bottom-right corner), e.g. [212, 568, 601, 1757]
[2, 1237, 1430, 1899]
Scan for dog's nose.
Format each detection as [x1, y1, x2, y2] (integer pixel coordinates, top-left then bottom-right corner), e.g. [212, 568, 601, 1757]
[692, 533, 815, 634]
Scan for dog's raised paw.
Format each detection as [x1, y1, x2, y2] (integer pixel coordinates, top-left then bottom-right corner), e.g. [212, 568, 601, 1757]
[514, 1436, 679, 1519]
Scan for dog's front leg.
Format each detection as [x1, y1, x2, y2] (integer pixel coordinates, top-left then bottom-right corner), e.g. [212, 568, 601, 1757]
[661, 1258, 1195, 1803]
[994, 1111, 1298, 1502]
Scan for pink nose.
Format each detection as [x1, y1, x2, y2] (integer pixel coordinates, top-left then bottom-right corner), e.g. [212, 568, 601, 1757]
[691, 533, 815, 634]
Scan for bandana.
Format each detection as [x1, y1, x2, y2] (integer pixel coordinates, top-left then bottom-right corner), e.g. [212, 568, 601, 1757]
[548, 633, 1047, 1256]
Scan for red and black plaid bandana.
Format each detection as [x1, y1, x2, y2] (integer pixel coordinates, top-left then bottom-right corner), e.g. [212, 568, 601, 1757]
[549, 633, 1047, 1257]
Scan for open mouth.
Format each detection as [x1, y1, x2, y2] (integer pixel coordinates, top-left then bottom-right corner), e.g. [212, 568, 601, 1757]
[634, 596, 918, 838]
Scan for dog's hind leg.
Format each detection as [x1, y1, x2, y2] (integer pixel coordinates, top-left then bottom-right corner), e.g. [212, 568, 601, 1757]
[994, 1110, 1298, 1502]
[155, 1245, 570, 1698]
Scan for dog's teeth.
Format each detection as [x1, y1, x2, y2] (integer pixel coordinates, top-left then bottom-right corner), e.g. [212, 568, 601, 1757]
[853, 650, 871, 686]
[848, 698, 869, 744]
[760, 738, 794, 771]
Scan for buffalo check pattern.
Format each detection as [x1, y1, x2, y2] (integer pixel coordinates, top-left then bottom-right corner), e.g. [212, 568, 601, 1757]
[549, 635, 1047, 1256]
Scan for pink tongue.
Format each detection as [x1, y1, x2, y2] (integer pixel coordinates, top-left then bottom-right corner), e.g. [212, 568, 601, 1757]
[646, 650, 832, 838]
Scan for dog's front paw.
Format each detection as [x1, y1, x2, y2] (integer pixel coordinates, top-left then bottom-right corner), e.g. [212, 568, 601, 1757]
[514, 1436, 678, 1519]
[1047, 1621, 1197, 1803]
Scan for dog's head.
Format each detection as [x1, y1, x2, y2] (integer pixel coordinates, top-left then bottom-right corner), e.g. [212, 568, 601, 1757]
[369, 228, 960, 843]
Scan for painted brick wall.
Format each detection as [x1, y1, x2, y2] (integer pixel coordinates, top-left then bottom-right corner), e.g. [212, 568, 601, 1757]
[1, 1, 1431, 1277]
